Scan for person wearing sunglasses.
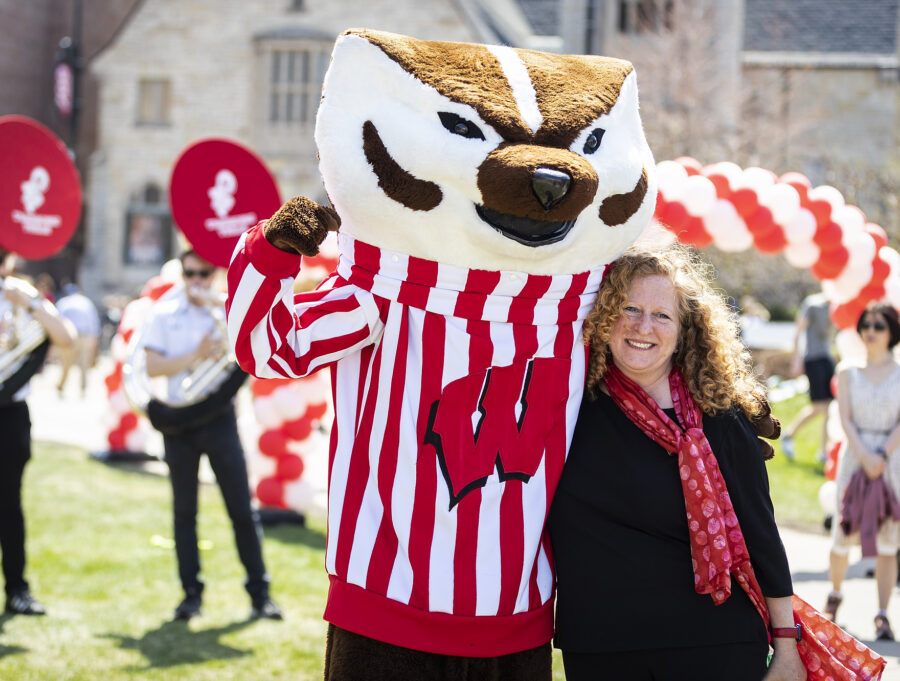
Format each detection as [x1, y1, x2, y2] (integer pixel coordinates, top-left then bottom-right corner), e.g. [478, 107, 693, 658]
[826, 303, 900, 639]
[143, 249, 281, 622]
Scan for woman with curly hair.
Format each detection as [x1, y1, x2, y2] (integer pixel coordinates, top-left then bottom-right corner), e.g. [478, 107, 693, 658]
[550, 242, 804, 681]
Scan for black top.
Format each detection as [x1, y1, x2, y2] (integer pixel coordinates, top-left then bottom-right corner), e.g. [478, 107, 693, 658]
[549, 391, 793, 653]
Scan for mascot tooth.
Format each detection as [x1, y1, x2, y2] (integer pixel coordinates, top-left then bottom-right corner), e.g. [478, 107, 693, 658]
[227, 28, 656, 680]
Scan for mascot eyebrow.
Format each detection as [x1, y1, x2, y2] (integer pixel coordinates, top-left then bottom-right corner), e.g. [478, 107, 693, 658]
[357, 28, 633, 148]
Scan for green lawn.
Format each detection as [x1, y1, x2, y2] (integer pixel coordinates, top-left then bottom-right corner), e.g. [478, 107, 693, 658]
[2, 400, 825, 680]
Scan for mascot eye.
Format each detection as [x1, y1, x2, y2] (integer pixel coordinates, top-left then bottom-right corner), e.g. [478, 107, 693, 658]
[583, 128, 605, 154]
[438, 112, 485, 140]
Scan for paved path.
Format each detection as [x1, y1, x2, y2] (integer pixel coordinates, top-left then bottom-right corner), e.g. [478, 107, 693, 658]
[25, 355, 900, 678]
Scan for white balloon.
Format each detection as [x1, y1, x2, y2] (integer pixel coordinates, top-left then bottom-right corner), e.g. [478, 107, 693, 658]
[841, 231, 876, 264]
[782, 208, 817, 244]
[885, 276, 900, 309]
[656, 161, 689, 200]
[284, 478, 316, 514]
[108, 389, 132, 416]
[832, 205, 866, 235]
[737, 167, 777, 192]
[272, 385, 306, 421]
[783, 241, 820, 268]
[125, 427, 148, 453]
[703, 161, 742, 188]
[827, 260, 873, 303]
[159, 258, 183, 283]
[818, 480, 837, 517]
[879, 246, 900, 273]
[704, 199, 753, 252]
[835, 328, 866, 363]
[826, 400, 845, 443]
[807, 185, 845, 214]
[253, 394, 283, 430]
[759, 183, 801, 225]
[248, 454, 277, 485]
[681, 175, 717, 216]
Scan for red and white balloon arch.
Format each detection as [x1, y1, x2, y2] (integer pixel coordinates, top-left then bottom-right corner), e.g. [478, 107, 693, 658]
[654, 156, 898, 358]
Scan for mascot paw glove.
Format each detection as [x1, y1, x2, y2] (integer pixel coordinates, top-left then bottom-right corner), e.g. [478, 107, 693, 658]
[263, 196, 341, 257]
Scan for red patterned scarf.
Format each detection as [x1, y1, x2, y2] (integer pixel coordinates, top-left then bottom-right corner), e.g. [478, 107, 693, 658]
[604, 363, 769, 623]
[604, 362, 887, 681]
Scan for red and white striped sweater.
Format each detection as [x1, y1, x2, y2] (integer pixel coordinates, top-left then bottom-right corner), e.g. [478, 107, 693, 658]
[226, 224, 605, 656]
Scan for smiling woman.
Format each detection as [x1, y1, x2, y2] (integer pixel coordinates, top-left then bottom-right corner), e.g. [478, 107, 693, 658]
[550, 242, 808, 681]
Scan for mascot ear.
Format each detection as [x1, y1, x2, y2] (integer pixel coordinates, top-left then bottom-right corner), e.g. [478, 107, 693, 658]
[263, 196, 342, 256]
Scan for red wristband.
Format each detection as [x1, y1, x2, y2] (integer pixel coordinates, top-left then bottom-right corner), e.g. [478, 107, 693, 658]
[771, 624, 802, 641]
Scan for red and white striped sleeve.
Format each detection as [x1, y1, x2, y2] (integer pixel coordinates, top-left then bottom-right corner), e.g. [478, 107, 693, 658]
[226, 223, 383, 379]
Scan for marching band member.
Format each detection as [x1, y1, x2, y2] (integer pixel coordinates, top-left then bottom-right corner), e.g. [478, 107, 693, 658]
[0, 247, 76, 615]
[143, 249, 281, 621]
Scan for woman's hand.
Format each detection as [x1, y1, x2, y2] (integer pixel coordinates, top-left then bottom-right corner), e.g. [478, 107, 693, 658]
[763, 640, 806, 681]
[861, 451, 886, 480]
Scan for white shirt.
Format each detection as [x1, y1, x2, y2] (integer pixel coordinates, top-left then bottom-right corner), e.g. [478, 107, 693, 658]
[142, 293, 222, 403]
[0, 292, 34, 401]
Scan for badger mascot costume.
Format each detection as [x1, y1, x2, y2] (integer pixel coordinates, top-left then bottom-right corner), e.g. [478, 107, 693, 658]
[227, 29, 656, 680]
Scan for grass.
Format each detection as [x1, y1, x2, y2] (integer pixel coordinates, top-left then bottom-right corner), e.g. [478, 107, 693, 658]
[768, 394, 833, 532]
[2, 400, 826, 680]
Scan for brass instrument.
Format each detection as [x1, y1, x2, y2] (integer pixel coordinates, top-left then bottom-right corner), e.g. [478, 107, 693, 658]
[0, 277, 49, 402]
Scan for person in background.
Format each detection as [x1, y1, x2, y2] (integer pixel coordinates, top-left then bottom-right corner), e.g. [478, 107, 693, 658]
[0, 248, 76, 615]
[55, 283, 101, 397]
[142, 249, 281, 621]
[825, 303, 900, 640]
[550, 243, 804, 681]
[781, 292, 835, 461]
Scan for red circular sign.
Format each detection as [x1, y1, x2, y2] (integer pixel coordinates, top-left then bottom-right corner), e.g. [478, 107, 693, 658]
[169, 139, 282, 267]
[0, 116, 82, 259]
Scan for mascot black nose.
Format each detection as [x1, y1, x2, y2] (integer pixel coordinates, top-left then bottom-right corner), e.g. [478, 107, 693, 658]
[532, 167, 572, 210]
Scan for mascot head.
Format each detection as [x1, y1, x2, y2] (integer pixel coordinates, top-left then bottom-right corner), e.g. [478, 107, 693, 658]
[315, 29, 656, 275]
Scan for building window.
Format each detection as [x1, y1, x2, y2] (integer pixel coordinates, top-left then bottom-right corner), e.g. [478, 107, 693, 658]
[123, 183, 172, 265]
[617, 0, 674, 34]
[136, 79, 171, 126]
[261, 42, 332, 129]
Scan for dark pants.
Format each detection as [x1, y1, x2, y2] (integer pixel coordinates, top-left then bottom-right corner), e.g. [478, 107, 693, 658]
[324, 624, 552, 681]
[162, 406, 269, 599]
[0, 402, 32, 597]
[561, 640, 769, 681]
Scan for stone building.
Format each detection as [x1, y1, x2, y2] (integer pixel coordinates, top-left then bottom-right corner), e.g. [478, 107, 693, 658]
[81, 0, 552, 299]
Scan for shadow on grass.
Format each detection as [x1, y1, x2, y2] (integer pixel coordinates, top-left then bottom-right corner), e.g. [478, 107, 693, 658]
[101, 618, 255, 670]
[264, 524, 326, 551]
[0, 614, 27, 659]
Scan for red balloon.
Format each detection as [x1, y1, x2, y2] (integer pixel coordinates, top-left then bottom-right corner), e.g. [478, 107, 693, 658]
[824, 440, 840, 482]
[120, 411, 139, 431]
[753, 226, 787, 254]
[250, 377, 295, 398]
[858, 283, 886, 307]
[256, 477, 286, 508]
[813, 221, 842, 248]
[282, 415, 313, 441]
[803, 199, 833, 228]
[108, 428, 126, 451]
[658, 201, 689, 230]
[675, 216, 714, 249]
[870, 256, 891, 286]
[121, 328, 134, 344]
[705, 173, 732, 199]
[829, 299, 865, 329]
[745, 207, 775, 235]
[729, 188, 759, 219]
[653, 192, 667, 219]
[104, 366, 123, 394]
[810, 246, 849, 280]
[778, 172, 811, 201]
[866, 224, 888, 250]
[306, 402, 329, 422]
[140, 276, 175, 301]
[275, 453, 305, 481]
[258, 429, 289, 458]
